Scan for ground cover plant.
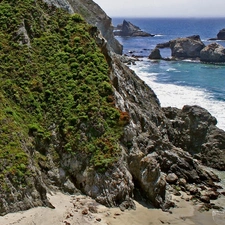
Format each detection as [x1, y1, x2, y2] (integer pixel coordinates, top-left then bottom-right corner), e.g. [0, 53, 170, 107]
[0, 0, 128, 197]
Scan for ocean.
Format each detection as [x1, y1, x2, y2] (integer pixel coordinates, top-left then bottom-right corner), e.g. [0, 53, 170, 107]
[112, 18, 225, 131]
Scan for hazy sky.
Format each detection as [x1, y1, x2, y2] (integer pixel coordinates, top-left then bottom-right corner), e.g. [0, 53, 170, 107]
[94, 0, 225, 18]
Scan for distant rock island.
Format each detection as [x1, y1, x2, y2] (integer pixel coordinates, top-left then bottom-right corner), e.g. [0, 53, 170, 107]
[150, 35, 225, 63]
[209, 28, 225, 40]
[114, 20, 154, 37]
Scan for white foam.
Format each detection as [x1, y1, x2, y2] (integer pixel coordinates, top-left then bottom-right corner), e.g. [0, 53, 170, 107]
[166, 68, 177, 72]
[130, 63, 225, 131]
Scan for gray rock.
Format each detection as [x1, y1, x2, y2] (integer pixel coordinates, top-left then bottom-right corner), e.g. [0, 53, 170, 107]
[200, 195, 210, 203]
[13, 20, 31, 46]
[156, 41, 170, 48]
[43, 0, 74, 13]
[217, 28, 225, 40]
[149, 48, 162, 59]
[166, 173, 178, 184]
[170, 35, 205, 59]
[114, 20, 154, 37]
[129, 152, 166, 207]
[163, 105, 225, 170]
[155, 35, 205, 59]
[200, 43, 225, 63]
[178, 178, 187, 187]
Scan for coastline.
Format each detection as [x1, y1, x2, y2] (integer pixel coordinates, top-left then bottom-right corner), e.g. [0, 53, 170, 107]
[0, 191, 223, 225]
[129, 59, 225, 131]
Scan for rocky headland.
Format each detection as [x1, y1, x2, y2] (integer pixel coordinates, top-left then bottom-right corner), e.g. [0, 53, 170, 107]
[151, 35, 225, 63]
[0, 0, 225, 220]
[114, 20, 154, 37]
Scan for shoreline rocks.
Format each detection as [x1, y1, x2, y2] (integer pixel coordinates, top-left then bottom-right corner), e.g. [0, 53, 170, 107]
[200, 43, 225, 63]
[151, 35, 225, 63]
[170, 35, 205, 59]
[149, 48, 162, 59]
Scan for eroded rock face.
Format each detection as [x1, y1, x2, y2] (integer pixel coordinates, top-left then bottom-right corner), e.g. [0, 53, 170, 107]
[0, 168, 54, 216]
[163, 105, 225, 170]
[200, 43, 225, 63]
[61, 152, 134, 207]
[129, 151, 166, 207]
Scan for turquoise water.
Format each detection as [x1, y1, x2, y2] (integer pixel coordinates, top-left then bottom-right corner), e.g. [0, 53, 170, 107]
[113, 18, 225, 130]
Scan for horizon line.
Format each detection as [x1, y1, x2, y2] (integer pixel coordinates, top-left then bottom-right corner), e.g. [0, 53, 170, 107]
[111, 16, 225, 19]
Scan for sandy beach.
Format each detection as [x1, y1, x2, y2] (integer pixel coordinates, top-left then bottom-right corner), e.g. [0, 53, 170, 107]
[0, 191, 224, 225]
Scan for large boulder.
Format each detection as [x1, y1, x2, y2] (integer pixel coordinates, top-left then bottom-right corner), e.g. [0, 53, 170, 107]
[129, 152, 166, 208]
[170, 35, 205, 59]
[200, 43, 225, 63]
[114, 20, 154, 37]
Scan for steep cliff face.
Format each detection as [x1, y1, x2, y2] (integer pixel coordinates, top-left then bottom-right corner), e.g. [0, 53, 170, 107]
[0, 0, 225, 216]
[43, 0, 123, 54]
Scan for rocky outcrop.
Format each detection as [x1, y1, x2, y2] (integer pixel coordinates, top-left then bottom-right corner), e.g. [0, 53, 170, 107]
[153, 35, 205, 59]
[200, 43, 225, 63]
[62, 152, 134, 208]
[13, 20, 31, 46]
[163, 105, 225, 170]
[108, 52, 225, 208]
[170, 35, 205, 59]
[154, 35, 225, 62]
[149, 48, 162, 59]
[43, 0, 122, 54]
[114, 20, 154, 37]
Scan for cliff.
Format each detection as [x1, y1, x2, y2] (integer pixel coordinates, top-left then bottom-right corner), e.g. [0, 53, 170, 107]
[0, 0, 225, 216]
[43, 0, 123, 54]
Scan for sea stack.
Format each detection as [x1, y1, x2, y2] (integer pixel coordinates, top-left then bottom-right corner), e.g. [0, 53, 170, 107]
[114, 20, 154, 37]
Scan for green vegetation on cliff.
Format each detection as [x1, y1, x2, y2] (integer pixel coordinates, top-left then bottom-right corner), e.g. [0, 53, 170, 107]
[0, 0, 128, 193]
